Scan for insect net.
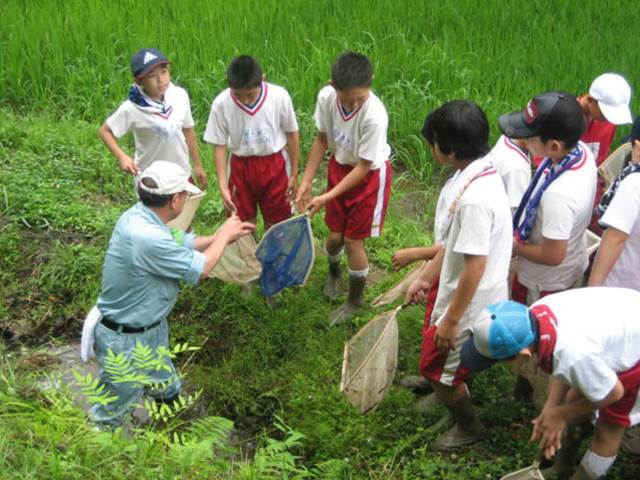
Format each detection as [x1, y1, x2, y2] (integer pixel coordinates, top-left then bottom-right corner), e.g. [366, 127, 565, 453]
[255, 214, 315, 297]
[340, 306, 400, 414]
[210, 235, 262, 285]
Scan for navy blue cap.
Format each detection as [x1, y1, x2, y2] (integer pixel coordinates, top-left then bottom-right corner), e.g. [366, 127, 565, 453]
[130, 48, 170, 77]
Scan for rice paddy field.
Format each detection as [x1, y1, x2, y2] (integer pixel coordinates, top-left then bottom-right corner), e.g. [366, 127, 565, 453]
[1, 0, 640, 478]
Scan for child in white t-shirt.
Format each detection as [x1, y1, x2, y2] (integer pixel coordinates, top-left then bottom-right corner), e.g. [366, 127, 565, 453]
[589, 117, 640, 290]
[500, 92, 597, 306]
[490, 135, 531, 213]
[99, 48, 206, 187]
[204, 55, 300, 229]
[462, 287, 640, 479]
[405, 100, 512, 452]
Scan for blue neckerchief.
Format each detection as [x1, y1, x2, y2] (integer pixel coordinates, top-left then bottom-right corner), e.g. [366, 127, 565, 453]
[127, 84, 171, 115]
[596, 161, 640, 219]
[513, 144, 584, 242]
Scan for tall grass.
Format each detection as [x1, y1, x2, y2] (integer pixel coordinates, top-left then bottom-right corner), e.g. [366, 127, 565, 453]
[2, 0, 639, 180]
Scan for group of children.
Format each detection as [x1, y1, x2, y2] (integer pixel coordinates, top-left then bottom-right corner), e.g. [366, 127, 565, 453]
[98, 48, 639, 479]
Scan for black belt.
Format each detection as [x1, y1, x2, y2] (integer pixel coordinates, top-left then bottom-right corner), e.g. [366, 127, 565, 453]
[101, 317, 161, 334]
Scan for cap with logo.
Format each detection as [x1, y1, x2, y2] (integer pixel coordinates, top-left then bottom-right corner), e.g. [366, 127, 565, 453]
[460, 300, 536, 374]
[498, 91, 586, 145]
[130, 48, 170, 78]
[138, 161, 201, 196]
[589, 73, 632, 125]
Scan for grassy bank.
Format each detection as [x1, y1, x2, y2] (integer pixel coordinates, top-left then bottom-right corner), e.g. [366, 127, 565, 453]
[1, 109, 639, 478]
[2, 0, 639, 180]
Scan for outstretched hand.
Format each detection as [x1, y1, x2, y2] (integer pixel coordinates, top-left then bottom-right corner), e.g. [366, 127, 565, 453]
[405, 278, 431, 305]
[219, 213, 255, 243]
[530, 406, 566, 460]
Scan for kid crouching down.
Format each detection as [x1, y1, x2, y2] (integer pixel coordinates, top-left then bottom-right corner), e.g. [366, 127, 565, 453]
[296, 52, 392, 325]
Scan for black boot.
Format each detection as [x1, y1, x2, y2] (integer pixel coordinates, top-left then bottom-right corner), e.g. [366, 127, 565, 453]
[324, 259, 344, 300]
[329, 275, 366, 325]
[432, 394, 484, 451]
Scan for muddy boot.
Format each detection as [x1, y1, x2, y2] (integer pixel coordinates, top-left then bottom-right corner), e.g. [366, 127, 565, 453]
[329, 275, 366, 326]
[568, 464, 596, 480]
[323, 259, 343, 300]
[414, 392, 440, 414]
[540, 422, 592, 479]
[432, 395, 484, 451]
[399, 375, 433, 394]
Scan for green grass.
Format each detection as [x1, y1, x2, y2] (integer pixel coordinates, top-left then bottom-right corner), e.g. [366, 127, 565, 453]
[2, 0, 640, 180]
[2, 109, 639, 479]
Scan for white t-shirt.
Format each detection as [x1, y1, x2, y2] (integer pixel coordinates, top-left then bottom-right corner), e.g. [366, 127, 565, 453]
[532, 287, 640, 402]
[203, 82, 298, 157]
[490, 135, 531, 209]
[106, 83, 194, 175]
[432, 156, 513, 332]
[600, 173, 640, 290]
[517, 142, 597, 291]
[313, 85, 390, 170]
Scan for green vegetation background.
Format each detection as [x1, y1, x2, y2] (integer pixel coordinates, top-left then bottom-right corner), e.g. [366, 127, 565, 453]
[1, 0, 639, 478]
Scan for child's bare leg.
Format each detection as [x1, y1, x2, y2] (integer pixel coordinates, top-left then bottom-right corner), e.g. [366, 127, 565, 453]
[324, 232, 345, 300]
[329, 236, 367, 325]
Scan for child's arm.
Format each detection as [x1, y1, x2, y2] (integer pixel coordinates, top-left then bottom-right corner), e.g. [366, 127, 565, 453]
[213, 144, 236, 213]
[307, 158, 371, 216]
[513, 237, 567, 266]
[405, 246, 445, 304]
[285, 131, 300, 201]
[183, 127, 207, 189]
[392, 245, 440, 270]
[588, 227, 628, 286]
[435, 254, 487, 352]
[296, 132, 328, 212]
[98, 123, 139, 175]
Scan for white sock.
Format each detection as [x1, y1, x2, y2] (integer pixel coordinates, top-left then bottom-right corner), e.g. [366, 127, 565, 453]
[348, 266, 369, 278]
[580, 450, 616, 478]
[326, 248, 344, 263]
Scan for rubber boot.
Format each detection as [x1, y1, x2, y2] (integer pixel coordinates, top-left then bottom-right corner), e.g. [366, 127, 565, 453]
[414, 392, 440, 414]
[329, 275, 365, 325]
[399, 374, 434, 394]
[540, 422, 592, 479]
[569, 464, 596, 480]
[323, 259, 343, 300]
[432, 395, 484, 451]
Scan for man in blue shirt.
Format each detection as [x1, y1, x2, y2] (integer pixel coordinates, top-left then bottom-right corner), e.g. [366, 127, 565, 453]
[91, 161, 254, 426]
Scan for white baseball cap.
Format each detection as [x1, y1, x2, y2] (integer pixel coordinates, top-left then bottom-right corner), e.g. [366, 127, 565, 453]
[589, 73, 633, 125]
[138, 161, 201, 196]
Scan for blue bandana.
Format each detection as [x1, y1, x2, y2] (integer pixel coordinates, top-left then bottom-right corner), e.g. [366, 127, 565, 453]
[128, 83, 173, 117]
[513, 144, 585, 242]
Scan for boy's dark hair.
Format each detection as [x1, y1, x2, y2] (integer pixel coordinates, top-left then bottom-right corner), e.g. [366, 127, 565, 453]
[138, 177, 172, 207]
[421, 100, 490, 161]
[227, 55, 263, 89]
[331, 52, 373, 91]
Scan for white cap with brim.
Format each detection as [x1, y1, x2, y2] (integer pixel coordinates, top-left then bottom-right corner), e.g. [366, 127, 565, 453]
[589, 73, 633, 125]
[138, 161, 201, 196]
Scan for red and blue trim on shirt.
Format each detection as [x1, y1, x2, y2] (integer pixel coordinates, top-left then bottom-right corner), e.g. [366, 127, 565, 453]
[231, 82, 268, 116]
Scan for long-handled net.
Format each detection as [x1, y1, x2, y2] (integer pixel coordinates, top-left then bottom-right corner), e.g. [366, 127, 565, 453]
[166, 192, 205, 231]
[210, 235, 262, 285]
[340, 305, 404, 414]
[255, 214, 315, 297]
[371, 262, 426, 307]
[598, 142, 631, 189]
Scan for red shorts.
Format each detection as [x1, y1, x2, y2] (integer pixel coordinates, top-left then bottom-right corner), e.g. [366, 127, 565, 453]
[325, 157, 391, 239]
[511, 274, 567, 305]
[228, 151, 291, 224]
[417, 276, 471, 387]
[599, 361, 640, 427]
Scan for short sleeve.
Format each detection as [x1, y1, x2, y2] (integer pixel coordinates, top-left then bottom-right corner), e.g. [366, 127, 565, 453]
[203, 97, 229, 145]
[539, 191, 575, 240]
[106, 102, 133, 138]
[313, 88, 329, 133]
[559, 355, 618, 403]
[600, 176, 640, 234]
[357, 118, 388, 163]
[280, 91, 299, 133]
[182, 91, 195, 129]
[132, 233, 205, 285]
[453, 201, 492, 256]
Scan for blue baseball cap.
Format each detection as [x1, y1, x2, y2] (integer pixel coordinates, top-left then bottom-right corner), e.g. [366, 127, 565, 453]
[460, 301, 536, 374]
[130, 48, 170, 78]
